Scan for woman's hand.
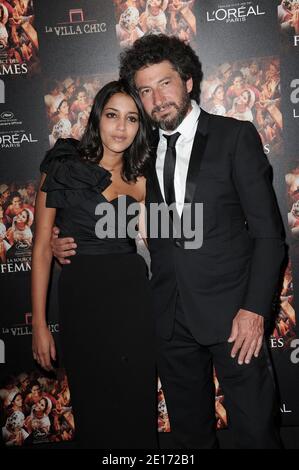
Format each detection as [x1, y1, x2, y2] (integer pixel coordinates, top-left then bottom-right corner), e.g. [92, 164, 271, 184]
[32, 324, 56, 371]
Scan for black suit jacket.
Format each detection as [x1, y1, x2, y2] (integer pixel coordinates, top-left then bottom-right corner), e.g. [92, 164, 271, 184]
[145, 109, 285, 344]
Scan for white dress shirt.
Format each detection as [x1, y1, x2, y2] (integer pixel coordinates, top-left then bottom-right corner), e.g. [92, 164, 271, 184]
[156, 100, 201, 216]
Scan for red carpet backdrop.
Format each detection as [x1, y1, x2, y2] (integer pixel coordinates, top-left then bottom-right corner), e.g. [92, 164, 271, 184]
[0, 0, 298, 447]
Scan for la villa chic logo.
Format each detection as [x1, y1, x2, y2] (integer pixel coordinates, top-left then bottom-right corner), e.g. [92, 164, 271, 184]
[1, 313, 59, 338]
[206, 2, 266, 24]
[45, 8, 107, 36]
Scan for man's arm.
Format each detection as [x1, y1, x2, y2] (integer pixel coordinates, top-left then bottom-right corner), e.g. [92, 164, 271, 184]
[51, 227, 77, 264]
[228, 121, 285, 364]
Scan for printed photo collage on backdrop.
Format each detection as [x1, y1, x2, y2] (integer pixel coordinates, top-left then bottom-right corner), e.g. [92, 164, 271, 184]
[113, 0, 197, 47]
[201, 56, 282, 158]
[0, 0, 299, 446]
[0, 368, 74, 446]
[0, 0, 39, 77]
[278, 0, 299, 336]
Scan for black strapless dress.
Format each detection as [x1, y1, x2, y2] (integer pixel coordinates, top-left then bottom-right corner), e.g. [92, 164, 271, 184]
[40, 138, 157, 449]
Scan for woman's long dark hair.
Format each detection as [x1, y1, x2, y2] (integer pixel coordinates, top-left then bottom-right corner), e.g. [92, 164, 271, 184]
[78, 80, 151, 182]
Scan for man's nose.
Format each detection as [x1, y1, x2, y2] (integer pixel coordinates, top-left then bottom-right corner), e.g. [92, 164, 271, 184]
[152, 88, 163, 107]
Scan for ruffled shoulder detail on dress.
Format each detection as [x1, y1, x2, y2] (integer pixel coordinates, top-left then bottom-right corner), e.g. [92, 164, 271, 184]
[40, 138, 112, 208]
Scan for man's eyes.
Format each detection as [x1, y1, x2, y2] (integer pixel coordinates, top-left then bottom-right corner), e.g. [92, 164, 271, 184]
[140, 82, 170, 95]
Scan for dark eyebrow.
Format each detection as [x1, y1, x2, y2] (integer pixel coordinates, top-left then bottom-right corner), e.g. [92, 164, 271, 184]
[137, 76, 172, 91]
[104, 107, 139, 115]
[158, 76, 172, 83]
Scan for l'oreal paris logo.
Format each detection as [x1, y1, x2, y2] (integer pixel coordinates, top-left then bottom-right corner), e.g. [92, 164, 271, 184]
[206, 4, 266, 23]
[0, 133, 38, 148]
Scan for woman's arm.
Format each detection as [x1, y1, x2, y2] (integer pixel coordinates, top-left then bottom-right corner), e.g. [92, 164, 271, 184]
[31, 173, 56, 371]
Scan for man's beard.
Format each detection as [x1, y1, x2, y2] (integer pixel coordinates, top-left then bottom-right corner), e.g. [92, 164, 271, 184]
[150, 86, 191, 131]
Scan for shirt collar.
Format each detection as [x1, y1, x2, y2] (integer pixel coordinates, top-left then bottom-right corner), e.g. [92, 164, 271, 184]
[159, 100, 201, 141]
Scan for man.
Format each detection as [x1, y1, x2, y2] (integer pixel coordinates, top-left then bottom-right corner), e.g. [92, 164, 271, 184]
[62, 77, 76, 102]
[51, 35, 285, 449]
[21, 180, 37, 207]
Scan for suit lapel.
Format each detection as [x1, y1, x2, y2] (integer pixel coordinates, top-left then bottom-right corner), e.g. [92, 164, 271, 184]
[183, 109, 210, 207]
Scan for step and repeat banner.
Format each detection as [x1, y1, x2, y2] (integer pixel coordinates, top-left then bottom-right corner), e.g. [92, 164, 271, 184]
[0, 0, 298, 447]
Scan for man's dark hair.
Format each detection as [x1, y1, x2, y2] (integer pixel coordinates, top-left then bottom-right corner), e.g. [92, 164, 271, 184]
[119, 34, 203, 104]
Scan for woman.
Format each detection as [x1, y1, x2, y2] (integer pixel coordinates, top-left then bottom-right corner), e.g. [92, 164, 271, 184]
[31, 80, 157, 449]
[25, 397, 52, 440]
[227, 88, 255, 122]
[116, 6, 144, 47]
[70, 87, 91, 122]
[9, 208, 33, 245]
[6, 392, 24, 417]
[4, 191, 34, 226]
[2, 411, 29, 446]
[44, 79, 65, 119]
[140, 0, 168, 33]
[50, 99, 72, 146]
[206, 84, 226, 116]
[24, 381, 43, 413]
[71, 108, 90, 141]
[225, 70, 246, 106]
